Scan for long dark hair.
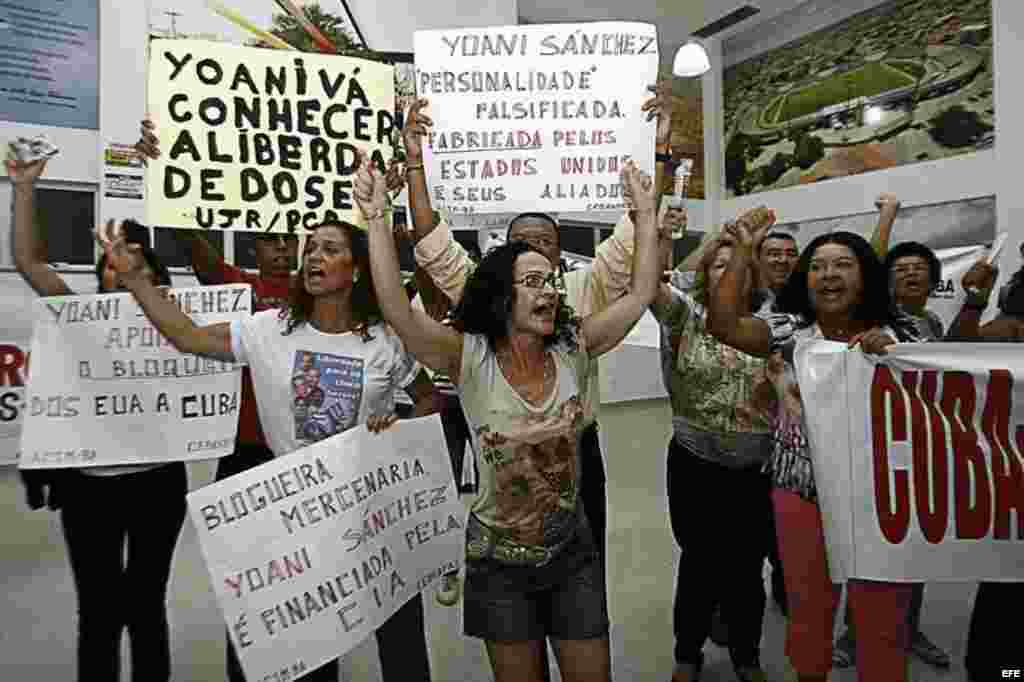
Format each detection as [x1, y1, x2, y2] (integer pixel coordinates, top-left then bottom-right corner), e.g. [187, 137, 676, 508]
[776, 231, 909, 335]
[451, 240, 579, 351]
[280, 221, 382, 337]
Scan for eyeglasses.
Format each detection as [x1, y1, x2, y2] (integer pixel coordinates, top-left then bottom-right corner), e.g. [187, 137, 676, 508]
[891, 263, 930, 276]
[514, 272, 564, 291]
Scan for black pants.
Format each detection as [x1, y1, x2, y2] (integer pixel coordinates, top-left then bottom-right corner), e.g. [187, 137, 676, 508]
[965, 581, 1024, 681]
[60, 463, 188, 682]
[580, 422, 607, 561]
[667, 439, 771, 667]
[220, 443, 432, 682]
[439, 392, 478, 493]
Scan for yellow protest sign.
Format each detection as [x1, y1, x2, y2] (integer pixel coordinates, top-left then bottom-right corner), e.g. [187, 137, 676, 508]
[146, 40, 395, 232]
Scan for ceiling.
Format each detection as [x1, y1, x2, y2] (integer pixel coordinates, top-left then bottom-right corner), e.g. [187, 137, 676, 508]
[517, 0, 809, 90]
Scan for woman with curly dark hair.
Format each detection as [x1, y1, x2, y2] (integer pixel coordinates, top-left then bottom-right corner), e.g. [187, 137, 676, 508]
[96, 218, 435, 682]
[356, 154, 661, 682]
[707, 224, 920, 682]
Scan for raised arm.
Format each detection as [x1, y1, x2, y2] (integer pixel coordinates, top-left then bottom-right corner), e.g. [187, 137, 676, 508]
[355, 155, 463, 376]
[8, 159, 74, 297]
[96, 221, 234, 362]
[946, 260, 998, 340]
[401, 99, 440, 245]
[870, 193, 900, 259]
[707, 211, 776, 358]
[581, 162, 661, 357]
[136, 118, 230, 284]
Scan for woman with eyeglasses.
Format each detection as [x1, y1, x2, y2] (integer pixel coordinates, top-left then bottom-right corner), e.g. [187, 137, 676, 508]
[8, 156, 183, 682]
[356, 154, 661, 682]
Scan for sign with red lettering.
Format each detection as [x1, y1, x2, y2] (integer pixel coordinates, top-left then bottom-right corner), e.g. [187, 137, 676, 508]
[19, 285, 249, 469]
[796, 341, 1024, 581]
[0, 342, 29, 465]
[414, 23, 658, 215]
[186, 415, 462, 682]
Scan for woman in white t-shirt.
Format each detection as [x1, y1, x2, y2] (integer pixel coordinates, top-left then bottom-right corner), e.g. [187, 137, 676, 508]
[98, 218, 435, 682]
[9, 156, 185, 682]
[355, 156, 662, 682]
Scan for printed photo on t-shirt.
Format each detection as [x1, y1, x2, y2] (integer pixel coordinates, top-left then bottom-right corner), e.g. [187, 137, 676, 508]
[291, 350, 364, 446]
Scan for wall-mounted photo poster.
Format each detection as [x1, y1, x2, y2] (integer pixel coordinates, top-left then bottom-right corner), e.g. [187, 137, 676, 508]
[722, 0, 994, 197]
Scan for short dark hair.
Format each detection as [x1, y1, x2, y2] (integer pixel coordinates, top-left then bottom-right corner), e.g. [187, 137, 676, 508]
[776, 231, 899, 331]
[884, 241, 942, 290]
[506, 212, 559, 241]
[280, 221, 382, 338]
[759, 231, 798, 254]
[451, 240, 578, 351]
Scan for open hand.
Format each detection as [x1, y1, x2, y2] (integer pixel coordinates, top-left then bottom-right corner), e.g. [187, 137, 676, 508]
[367, 413, 399, 434]
[620, 160, 656, 214]
[95, 219, 146, 281]
[401, 98, 432, 163]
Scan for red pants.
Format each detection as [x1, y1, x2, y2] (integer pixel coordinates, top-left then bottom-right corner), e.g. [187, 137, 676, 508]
[772, 489, 911, 680]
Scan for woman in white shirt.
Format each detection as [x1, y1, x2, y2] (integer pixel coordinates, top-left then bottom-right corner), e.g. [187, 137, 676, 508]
[98, 217, 435, 682]
[355, 155, 661, 682]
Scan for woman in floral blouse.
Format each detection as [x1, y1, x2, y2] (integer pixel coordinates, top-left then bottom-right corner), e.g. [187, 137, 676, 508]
[707, 220, 919, 682]
[654, 208, 779, 682]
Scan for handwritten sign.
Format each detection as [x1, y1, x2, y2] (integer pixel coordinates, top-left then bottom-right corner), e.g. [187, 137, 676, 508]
[145, 40, 395, 233]
[187, 415, 463, 682]
[0, 342, 28, 466]
[796, 341, 1024, 582]
[19, 285, 250, 469]
[414, 23, 658, 215]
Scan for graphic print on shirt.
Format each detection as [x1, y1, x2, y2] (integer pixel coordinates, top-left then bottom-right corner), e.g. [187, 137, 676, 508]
[291, 350, 364, 446]
[474, 395, 584, 548]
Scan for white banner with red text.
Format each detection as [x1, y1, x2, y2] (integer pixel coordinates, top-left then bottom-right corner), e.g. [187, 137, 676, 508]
[796, 340, 1024, 582]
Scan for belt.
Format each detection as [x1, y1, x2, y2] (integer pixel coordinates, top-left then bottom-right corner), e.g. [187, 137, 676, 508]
[465, 513, 575, 568]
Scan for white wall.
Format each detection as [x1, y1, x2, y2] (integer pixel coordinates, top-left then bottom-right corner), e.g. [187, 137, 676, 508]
[703, 0, 1021, 311]
[345, 0, 518, 52]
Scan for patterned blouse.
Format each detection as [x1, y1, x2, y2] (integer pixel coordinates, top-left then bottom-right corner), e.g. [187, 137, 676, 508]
[756, 311, 919, 502]
[651, 272, 776, 470]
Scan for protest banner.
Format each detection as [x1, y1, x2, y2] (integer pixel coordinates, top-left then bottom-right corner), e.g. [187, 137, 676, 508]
[414, 23, 659, 215]
[145, 40, 395, 233]
[19, 284, 250, 469]
[795, 340, 1024, 582]
[0, 342, 28, 466]
[187, 415, 462, 682]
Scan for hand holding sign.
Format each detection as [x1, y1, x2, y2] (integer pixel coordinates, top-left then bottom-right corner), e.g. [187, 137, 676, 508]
[642, 82, 675, 146]
[135, 118, 160, 163]
[401, 98, 432, 165]
[353, 152, 389, 220]
[5, 156, 49, 186]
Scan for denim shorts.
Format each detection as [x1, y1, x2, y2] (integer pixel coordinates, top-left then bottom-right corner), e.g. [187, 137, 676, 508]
[463, 529, 609, 642]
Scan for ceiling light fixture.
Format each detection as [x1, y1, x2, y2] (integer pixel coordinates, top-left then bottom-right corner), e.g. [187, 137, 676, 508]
[673, 40, 711, 77]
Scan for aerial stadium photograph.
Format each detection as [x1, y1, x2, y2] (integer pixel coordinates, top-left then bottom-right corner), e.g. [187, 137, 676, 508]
[722, 0, 993, 197]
